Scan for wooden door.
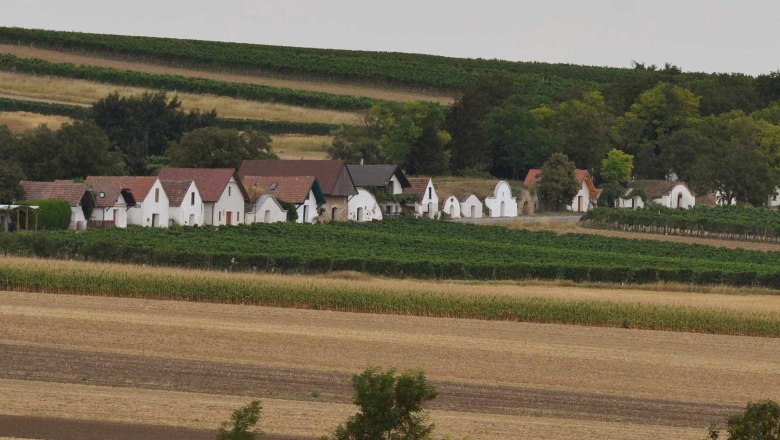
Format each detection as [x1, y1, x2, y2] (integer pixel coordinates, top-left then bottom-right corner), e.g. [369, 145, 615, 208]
[226, 211, 233, 225]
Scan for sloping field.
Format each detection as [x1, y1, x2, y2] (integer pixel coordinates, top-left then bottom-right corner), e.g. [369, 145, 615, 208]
[0, 110, 72, 133]
[0, 71, 360, 124]
[0, 44, 454, 104]
[2, 290, 776, 439]
[271, 134, 332, 159]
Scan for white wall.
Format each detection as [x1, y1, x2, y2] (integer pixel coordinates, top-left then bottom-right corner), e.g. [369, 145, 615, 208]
[169, 182, 204, 226]
[212, 177, 246, 226]
[348, 188, 383, 222]
[128, 179, 169, 228]
[412, 179, 439, 218]
[618, 196, 644, 209]
[460, 194, 483, 218]
[485, 181, 518, 217]
[661, 184, 695, 209]
[248, 196, 287, 223]
[296, 190, 320, 223]
[769, 188, 780, 208]
[69, 206, 86, 230]
[442, 196, 461, 218]
[389, 175, 403, 195]
[565, 181, 591, 213]
[90, 194, 128, 228]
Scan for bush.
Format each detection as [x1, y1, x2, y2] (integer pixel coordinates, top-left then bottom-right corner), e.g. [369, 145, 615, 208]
[217, 400, 263, 440]
[18, 199, 72, 230]
[708, 399, 780, 440]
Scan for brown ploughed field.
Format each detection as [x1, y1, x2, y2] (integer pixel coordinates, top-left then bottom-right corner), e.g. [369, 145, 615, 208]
[1, 290, 777, 439]
[0, 44, 454, 104]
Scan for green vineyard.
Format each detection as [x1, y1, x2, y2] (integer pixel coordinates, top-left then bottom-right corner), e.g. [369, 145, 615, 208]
[5, 219, 780, 288]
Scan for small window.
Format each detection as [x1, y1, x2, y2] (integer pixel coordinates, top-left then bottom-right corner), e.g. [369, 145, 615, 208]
[191, 192, 195, 205]
[155, 188, 160, 203]
[219, 211, 222, 221]
[228, 186, 232, 197]
[270, 182, 278, 190]
[428, 187, 432, 199]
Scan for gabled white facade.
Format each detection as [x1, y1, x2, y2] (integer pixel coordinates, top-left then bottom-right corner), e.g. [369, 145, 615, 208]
[91, 192, 129, 228]
[460, 194, 483, 218]
[296, 189, 320, 224]
[206, 177, 246, 226]
[485, 181, 518, 217]
[566, 181, 592, 213]
[348, 188, 383, 222]
[768, 188, 780, 208]
[169, 182, 204, 227]
[69, 206, 87, 230]
[619, 183, 696, 209]
[247, 195, 287, 224]
[127, 179, 169, 228]
[412, 179, 439, 219]
[442, 196, 461, 218]
[389, 175, 403, 195]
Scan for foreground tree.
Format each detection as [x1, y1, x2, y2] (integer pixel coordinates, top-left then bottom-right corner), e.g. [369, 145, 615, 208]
[708, 400, 780, 440]
[0, 161, 24, 204]
[167, 127, 276, 169]
[217, 400, 263, 440]
[600, 149, 634, 186]
[325, 368, 438, 440]
[538, 153, 579, 211]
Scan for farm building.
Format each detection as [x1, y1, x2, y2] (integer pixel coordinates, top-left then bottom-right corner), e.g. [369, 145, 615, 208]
[246, 195, 287, 224]
[524, 169, 596, 213]
[88, 176, 169, 227]
[460, 195, 484, 218]
[86, 179, 136, 228]
[440, 194, 462, 219]
[484, 181, 518, 218]
[243, 175, 324, 223]
[403, 177, 439, 218]
[159, 168, 249, 226]
[435, 177, 535, 218]
[239, 160, 357, 222]
[19, 180, 95, 230]
[347, 164, 411, 215]
[768, 188, 780, 208]
[348, 188, 383, 222]
[161, 180, 203, 226]
[619, 180, 696, 209]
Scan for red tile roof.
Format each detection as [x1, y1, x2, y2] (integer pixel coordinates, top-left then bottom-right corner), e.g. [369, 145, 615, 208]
[243, 176, 319, 205]
[158, 168, 248, 203]
[160, 180, 196, 206]
[523, 169, 543, 187]
[87, 179, 136, 208]
[238, 160, 357, 197]
[403, 177, 431, 198]
[86, 176, 158, 201]
[20, 180, 90, 207]
[523, 169, 597, 198]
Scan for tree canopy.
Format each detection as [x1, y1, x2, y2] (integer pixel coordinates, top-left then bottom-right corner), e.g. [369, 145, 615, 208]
[167, 127, 277, 169]
[538, 153, 579, 211]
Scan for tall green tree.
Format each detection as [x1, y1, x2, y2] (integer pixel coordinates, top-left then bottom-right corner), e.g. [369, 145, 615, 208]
[446, 73, 516, 174]
[708, 400, 780, 440]
[538, 153, 579, 211]
[0, 161, 24, 204]
[600, 149, 634, 186]
[484, 101, 554, 179]
[55, 121, 125, 178]
[167, 127, 276, 169]
[217, 400, 263, 440]
[327, 368, 438, 440]
[614, 82, 700, 178]
[327, 123, 383, 165]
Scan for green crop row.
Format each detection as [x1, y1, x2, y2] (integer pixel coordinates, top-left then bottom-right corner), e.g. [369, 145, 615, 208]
[582, 206, 780, 242]
[1, 257, 778, 337]
[3, 219, 780, 289]
[0, 53, 379, 111]
[0, 96, 91, 119]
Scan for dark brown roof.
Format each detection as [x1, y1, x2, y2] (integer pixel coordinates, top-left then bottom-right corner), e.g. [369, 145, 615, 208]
[158, 168, 248, 203]
[403, 177, 431, 198]
[87, 179, 137, 208]
[243, 176, 325, 205]
[86, 176, 158, 201]
[626, 180, 688, 199]
[20, 180, 91, 207]
[160, 180, 196, 206]
[346, 165, 411, 188]
[238, 160, 357, 197]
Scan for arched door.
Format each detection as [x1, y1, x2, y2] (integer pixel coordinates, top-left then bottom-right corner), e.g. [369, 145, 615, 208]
[522, 201, 529, 215]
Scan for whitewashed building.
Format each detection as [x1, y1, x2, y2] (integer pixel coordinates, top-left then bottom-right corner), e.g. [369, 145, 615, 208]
[86, 179, 136, 228]
[348, 188, 383, 222]
[347, 165, 411, 215]
[768, 188, 780, 208]
[20, 180, 95, 230]
[243, 175, 325, 223]
[460, 194, 484, 218]
[246, 195, 288, 223]
[87, 176, 169, 227]
[159, 168, 249, 226]
[441, 195, 462, 219]
[484, 181, 518, 217]
[161, 180, 203, 226]
[619, 180, 696, 209]
[404, 177, 439, 218]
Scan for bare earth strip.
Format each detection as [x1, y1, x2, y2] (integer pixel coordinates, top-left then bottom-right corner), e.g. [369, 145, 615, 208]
[0, 71, 360, 124]
[0, 291, 778, 439]
[0, 44, 454, 104]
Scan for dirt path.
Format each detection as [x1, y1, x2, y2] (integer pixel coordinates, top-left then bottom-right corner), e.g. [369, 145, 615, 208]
[0, 44, 454, 104]
[1, 291, 776, 439]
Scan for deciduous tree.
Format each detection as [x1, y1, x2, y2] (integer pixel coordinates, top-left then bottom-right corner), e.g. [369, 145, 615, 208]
[600, 149, 634, 186]
[167, 127, 276, 169]
[538, 153, 579, 211]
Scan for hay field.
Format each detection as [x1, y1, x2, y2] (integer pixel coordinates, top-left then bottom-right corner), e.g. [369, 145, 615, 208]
[0, 111, 72, 133]
[2, 289, 775, 439]
[0, 71, 360, 124]
[0, 44, 454, 105]
[272, 134, 332, 159]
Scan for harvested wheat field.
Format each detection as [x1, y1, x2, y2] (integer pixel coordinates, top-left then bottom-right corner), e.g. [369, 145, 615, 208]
[0, 71, 360, 124]
[0, 110, 72, 133]
[0, 44, 454, 104]
[272, 134, 332, 159]
[0, 289, 777, 439]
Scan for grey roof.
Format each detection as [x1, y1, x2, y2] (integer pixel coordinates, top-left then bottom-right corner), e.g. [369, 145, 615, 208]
[346, 165, 410, 188]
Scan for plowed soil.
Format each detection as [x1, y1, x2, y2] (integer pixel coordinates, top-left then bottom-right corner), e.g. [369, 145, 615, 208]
[1, 291, 777, 439]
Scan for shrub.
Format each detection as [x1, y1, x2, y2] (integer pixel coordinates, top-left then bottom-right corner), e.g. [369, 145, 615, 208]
[708, 400, 780, 440]
[18, 199, 72, 230]
[217, 400, 263, 440]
